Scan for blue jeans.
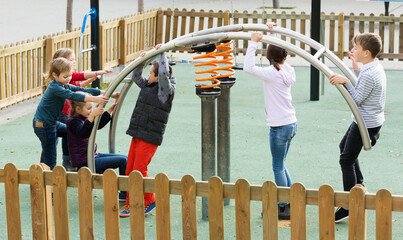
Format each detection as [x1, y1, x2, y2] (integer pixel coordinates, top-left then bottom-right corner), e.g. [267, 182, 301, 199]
[270, 123, 297, 190]
[58, 112, 69, 157]
[95, 153, 127, 175]
[33, 119, 66, 169]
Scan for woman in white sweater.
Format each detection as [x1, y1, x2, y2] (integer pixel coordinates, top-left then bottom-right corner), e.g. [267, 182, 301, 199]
[243, 23, 297, 220]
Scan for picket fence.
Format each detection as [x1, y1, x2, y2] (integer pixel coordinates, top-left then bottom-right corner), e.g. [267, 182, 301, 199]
[0, 163, 402, 239]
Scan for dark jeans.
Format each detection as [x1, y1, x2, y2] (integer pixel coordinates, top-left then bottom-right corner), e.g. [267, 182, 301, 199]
[33, 119, 66, 169]
[339, 122, 381, 191]
[58, 112, 69, 156]
[95, 153, 127, 176]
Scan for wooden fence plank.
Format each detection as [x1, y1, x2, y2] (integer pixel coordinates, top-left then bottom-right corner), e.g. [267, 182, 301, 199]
[281, 11, 287, 41]
[78, 167, 95, 240]
[290, 183, 306, 240]
[379, 15, 385, 60]
[181, 9, 187, 36]
[376, 189, 392, 240]
[217, 10, 223, 27]
[208, 10, 214, 29]
[52, 166, 70, 240]
[359, 13, 365, 33]
[300, 12, 306, 50]
[199, 9, 205, 31]
[10, 45, 16, 97]
[208, 177, 224, 240]
[0, 46, 4, 101]
[155, 173, 171, 240]
[235, 179, 251, 240]
[21, 45, 27, 95]
[40, 163, 54, 240]
[389, 17, 395, 61]
[4, 163, 22, 240]
[262, 181, 278, 240]
[348, 185, 367, 240]
[318, 185, 335, 240]
[29, 164, 47, 239]
[338, 13, 345, 59]
[119, 19, 127, 65]
[173, 8, 179, 40]
[5, 52, 10, 98]
[156, 9, 164, 44]
[165, 8, 172, 43]
[129, 171, 145, 240]
[349, 13, 355, 51]
[400, 15, 403, 61]
[189, 9, 196, 33]
[103, 169, 121, 240]
[329, 12, 335, 51]
[16, 44, 21, 96]
[181, 175, 197, 240]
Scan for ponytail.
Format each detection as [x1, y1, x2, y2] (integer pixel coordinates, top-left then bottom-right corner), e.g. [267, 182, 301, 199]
[266, 45, 288, 71]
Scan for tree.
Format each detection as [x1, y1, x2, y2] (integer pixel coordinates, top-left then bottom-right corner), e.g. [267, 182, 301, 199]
[273, 0, 279, 9]
[138, 0, 144, 13]
[66, 0, 73, 31]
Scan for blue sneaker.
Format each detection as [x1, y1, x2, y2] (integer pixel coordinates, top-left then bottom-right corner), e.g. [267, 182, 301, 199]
[119, 191, 127, 202]
[119, 204, 130, 217]
[144, 202, 156, 216]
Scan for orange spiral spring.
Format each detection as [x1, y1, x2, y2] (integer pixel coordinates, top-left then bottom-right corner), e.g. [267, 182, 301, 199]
[193, 40, 235, 89]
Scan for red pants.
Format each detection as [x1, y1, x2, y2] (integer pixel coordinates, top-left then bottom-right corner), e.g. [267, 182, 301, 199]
[126, 138, 158, 206]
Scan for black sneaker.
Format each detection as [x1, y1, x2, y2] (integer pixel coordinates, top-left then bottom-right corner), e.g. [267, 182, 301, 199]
[335, 207, 349, 223]
[278, 204, 290, 220]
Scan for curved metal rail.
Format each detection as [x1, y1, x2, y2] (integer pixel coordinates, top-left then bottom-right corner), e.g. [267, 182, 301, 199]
[87, 28, 371, 173]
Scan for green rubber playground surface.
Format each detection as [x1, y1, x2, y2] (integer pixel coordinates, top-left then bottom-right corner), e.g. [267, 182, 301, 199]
[0, 63, 402, 239]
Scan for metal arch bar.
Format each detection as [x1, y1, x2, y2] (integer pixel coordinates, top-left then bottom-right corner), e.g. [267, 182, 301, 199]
[314, 47, 327, 59]
[175, 24, 358, 86]
[87, 31, 371, 173]
[108, 81, 133, 154]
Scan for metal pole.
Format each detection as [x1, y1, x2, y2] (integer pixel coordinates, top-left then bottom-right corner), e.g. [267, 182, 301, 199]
[310, 0, 321, 101]
[197, 87, 220, 220]
[217, 77, 235, 206]
[91, 0, 100, 88]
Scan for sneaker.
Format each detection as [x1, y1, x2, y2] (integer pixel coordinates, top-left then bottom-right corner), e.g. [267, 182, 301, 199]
[144, 202, 156, 216]
[62, 157, 76, 172]
[119, 191, 127, 202]
[278, 204, 290, 220]
[119, 204, 130, 217]
[335, 207, 349, 223]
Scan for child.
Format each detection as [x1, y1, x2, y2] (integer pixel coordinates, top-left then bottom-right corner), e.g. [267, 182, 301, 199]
[120, 44, 175, 217]
[52, 48, 113, 171]
[243, 22, 297, 220]
[33, 57, 115, 169]
[67, 95, 127, 200]
[329, 33, 386, 223]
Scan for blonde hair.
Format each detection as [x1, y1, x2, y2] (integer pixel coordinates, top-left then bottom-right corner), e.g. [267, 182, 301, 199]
[45, 57, 72, 84]
[53, 48, 74, 59]
[70, 91, 91, 116]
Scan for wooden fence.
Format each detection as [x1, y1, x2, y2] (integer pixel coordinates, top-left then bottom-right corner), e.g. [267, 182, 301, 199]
[2, 8, 403, 109]
[0, 163, 402, 239]
[0, 9, 159, 109]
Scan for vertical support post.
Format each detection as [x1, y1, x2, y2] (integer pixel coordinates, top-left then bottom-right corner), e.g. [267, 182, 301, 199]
[217, 78, 235, 206]
[338, 13, 345, 60]
[156, 9, 164, 44]
[91, 0, 100, 88]
[119, 19, 127, 65]
[197, 87, 221, 220]
[310, 0, 321, 101]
